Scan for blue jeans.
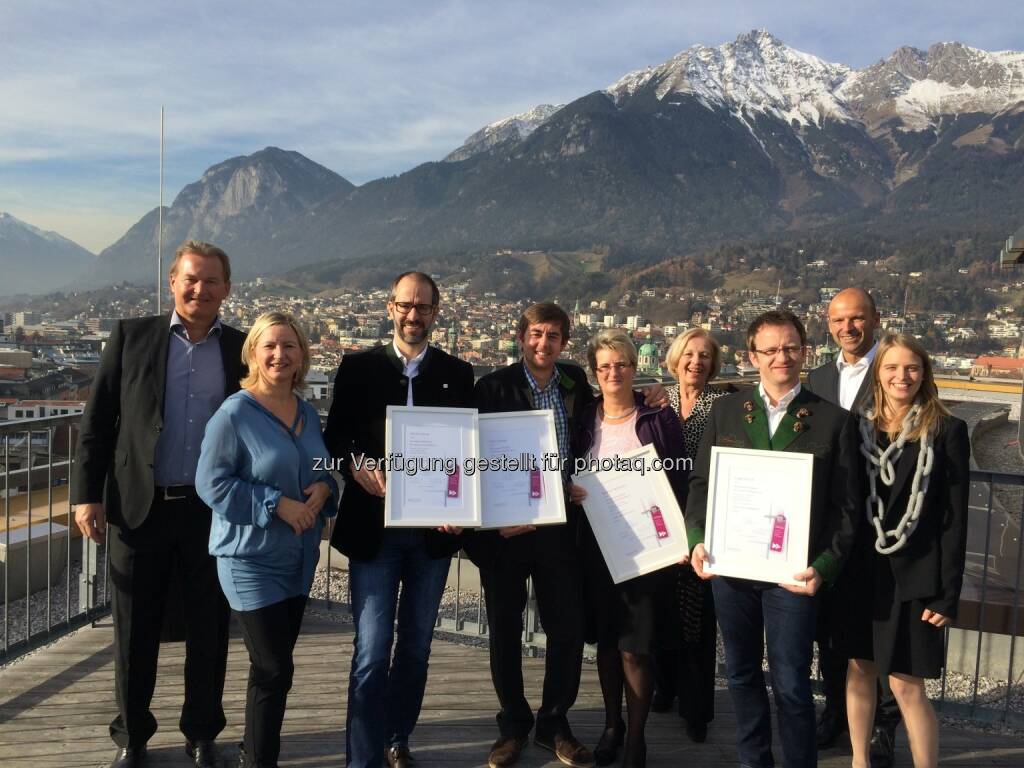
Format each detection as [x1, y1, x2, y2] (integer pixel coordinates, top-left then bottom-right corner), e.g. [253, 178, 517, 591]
[712, 577, 818, 768]
[346, 529, 451, 767]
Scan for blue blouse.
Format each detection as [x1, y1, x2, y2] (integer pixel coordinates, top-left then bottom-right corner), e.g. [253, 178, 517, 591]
[196, 390, 339, 611]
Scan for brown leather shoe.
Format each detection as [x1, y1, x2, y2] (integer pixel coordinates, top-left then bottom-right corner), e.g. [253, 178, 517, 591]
[534, 732, 595, 768]
[488, 735, 528, 768]
[386, 745, 416, 768]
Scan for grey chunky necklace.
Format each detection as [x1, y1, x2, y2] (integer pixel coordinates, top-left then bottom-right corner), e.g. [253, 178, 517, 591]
[858, 405, 935, 555]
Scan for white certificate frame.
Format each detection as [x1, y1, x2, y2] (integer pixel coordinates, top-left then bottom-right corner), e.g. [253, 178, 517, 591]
[477, 411, 567, 529]
[384, 405, 481, 528]
[572, 444, 688, 584]
[704, 446, 813, 586]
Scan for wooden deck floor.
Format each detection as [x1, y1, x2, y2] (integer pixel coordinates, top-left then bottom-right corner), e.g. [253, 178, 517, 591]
[1, 610, 1021, 767]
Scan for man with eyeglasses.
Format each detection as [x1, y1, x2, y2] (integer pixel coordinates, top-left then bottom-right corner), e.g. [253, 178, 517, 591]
[686, 309, 862, 768]
[324, 271, 474, 768]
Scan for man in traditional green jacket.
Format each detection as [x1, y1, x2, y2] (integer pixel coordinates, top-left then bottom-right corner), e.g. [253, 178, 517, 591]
[686, 309, 862, 768]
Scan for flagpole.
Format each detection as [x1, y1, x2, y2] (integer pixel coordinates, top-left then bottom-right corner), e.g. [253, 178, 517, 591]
[157, 106, 164, 314]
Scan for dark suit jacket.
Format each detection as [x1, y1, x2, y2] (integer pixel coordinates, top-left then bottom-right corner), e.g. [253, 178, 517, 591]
[805, 358, 874, 414]
[685, 387, 862, 586]
[864, 415, 970, 617]
[71, 315, 246, 530]
[323, 343, 474, 561]
[463, 360, 596, 567]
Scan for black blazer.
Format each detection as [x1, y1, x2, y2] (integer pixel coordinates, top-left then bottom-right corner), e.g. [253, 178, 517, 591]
[323, 343, 474, 561]
[71, 315, 246, 529]
[863, 415, 970, 617]
[685, 388, 863, 586]
[463, 360, 596, 567]
[805, 359, 874, 414]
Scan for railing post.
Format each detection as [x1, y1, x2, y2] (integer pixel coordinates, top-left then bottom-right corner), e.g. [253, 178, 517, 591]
[79, 536, 99, 614]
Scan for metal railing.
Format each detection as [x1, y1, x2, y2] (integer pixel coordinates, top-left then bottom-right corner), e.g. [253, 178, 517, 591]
[4, 412, 1024, 727]
[0, 414, 109, 664]
[315, 466, 1024, 725]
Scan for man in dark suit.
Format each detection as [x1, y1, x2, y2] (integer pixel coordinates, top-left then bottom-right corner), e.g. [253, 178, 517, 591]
[73, 241, 244, 768]
[688, 309, 861, 768]
[466, 302, 597, 768]
[323, 271, 473, 768]
[806, 287, 901, 766]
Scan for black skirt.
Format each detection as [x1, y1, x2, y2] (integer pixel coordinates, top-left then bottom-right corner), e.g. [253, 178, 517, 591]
[582, 523, 668, 655]
[841, 542, 946, 679]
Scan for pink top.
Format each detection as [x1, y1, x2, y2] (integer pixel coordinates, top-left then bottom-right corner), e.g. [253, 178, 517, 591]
[588, 410, 643, 462]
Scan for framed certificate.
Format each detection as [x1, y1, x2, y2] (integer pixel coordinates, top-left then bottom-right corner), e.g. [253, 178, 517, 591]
[571, 444, 688, 584]
[478, 411, 566, 529]
[384, 405, 481, 527]
[704, 446, 813, 586]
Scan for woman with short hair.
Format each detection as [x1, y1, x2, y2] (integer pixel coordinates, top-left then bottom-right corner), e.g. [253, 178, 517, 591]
[573, 329, 688, 768]
[197, 312, 338, 768]
[844, 333, 969, 768]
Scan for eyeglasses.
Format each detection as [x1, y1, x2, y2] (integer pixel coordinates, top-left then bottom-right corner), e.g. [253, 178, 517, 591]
[391, 301, 436, 315]
[595, 362, 634, 374]
[752, 345, 804, 358]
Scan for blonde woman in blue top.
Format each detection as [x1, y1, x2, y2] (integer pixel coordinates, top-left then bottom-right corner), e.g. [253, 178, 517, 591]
[197, 312, 338, 768]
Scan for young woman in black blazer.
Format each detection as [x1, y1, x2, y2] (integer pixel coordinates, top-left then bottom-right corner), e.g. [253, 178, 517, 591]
[845, 334, 969, 768]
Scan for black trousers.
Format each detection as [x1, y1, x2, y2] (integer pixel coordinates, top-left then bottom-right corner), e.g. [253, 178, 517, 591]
[237, 595, 308, 767]
[653, 575, 717, 726]
[107, 495, 230, 747]
[480, 527, 585, 740]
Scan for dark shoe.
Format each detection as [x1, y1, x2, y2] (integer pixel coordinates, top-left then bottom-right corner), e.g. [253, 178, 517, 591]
[110, 746, 146, 768]
[684, 719, 708, 743]
[621, 737, 646, 768]
[869, 724, 896, 768]
[815, 708, 847, 749]
[488, 735, 529, 768]
[593, 720, 625, 766]
[386, 744, 417, 768]
[650, 689, 674, 713]
[534, 731, 595, 768]
[186, 740, 221, 768]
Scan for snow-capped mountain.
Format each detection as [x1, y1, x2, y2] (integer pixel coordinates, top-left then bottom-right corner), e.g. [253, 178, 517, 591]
[607, 29, 854, 127]
[98, 31, 1024, 287]
[0, 212, 95, 295]
[840, 42, 1024, 129]
[446, 104, 564, 161]
[455, 30, 1024, 158]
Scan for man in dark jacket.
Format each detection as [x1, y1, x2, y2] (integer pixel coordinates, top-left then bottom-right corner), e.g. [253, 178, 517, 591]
[72, 241, 243, 768]
[466, 302, 597, 768]
[323, 272, 473, 768]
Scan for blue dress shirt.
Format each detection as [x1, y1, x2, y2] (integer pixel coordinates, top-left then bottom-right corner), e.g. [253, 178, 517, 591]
[154, 311, 226, 487]
[196, 390, 339, 612]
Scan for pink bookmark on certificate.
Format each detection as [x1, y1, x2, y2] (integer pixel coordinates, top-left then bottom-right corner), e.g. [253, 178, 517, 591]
[529, 467, 542, 500]
[650, 505, 669, 540]
[770, 513, 787, 553]
[447, 465, 460, 499]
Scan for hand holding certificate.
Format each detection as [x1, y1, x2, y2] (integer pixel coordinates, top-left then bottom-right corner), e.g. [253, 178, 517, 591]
[572, 444, 688, 584]
[702, 447, 813, 586]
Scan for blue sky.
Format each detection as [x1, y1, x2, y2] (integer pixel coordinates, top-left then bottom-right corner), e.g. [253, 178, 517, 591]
[2, 0, 1021, 253]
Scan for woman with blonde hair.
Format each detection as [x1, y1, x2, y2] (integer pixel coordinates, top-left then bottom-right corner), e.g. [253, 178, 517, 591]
[844, 333, 969, 768]
[197, 312, 338, 768]
[651, 327, 725, 742]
